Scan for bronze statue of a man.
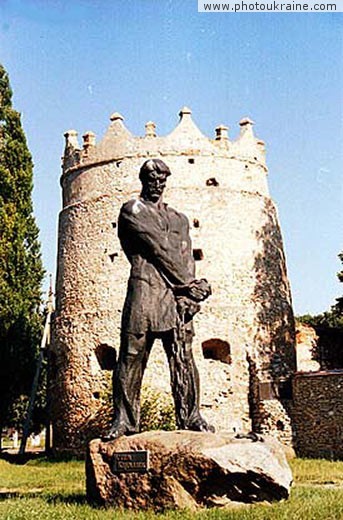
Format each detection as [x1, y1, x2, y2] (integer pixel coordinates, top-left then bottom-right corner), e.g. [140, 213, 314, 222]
[106, 159, 214, 439]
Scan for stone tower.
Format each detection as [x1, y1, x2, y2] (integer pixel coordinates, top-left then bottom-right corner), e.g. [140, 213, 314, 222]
[51, 107, 296, 453]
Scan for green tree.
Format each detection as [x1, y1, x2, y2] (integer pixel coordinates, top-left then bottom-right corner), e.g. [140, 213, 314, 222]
[297, 251, 343, 369]
[334, 251, 343, 314]
[298, 251, 343, 329]
[0, 64, 44, 446]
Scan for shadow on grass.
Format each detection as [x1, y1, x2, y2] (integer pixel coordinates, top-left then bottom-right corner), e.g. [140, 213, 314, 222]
[44, 492, 88, 505]
[0, 492, 21, 500]
[0, 489, 87, 506]
[0, 450, 83, 465]
[0, 450, 47, 465]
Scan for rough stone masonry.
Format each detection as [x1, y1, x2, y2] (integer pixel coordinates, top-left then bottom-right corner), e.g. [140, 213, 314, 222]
[50, 107, 296, 453]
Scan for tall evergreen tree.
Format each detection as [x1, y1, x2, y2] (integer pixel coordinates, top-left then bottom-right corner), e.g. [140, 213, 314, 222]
[334, 251, 343, 314]
[0, 64, 44, 445]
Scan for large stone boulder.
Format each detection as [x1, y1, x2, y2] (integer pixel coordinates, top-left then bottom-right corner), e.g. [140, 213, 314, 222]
[86, 430, 292, 511]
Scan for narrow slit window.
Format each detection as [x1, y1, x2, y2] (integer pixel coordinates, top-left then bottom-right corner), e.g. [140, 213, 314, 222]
[206, 177, 219, 187]
[193, 249, 204, 261]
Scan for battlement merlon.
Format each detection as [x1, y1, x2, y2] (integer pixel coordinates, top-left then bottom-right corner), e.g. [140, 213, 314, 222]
[61, 107, 267, 176]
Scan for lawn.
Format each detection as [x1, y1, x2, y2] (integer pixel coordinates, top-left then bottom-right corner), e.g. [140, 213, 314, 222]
[1, 457, 343, 519]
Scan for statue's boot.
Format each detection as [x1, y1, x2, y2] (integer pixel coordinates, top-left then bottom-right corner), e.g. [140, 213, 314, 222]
[187, 416, 215, 433]
[102, 420, 132, 441]
[235, 431, 264, 442]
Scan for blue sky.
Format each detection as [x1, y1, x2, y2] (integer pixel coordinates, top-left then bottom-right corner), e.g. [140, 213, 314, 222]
[0, 0, 342, 315]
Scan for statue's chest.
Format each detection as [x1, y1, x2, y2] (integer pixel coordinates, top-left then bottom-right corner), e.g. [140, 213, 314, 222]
[157, 209, 182, 241]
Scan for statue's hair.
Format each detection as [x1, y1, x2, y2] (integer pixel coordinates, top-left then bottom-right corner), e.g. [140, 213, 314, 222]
[139, 159, 171, 182]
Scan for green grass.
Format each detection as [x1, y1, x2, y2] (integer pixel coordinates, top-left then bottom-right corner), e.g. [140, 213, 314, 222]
[1, 457, 343, 519]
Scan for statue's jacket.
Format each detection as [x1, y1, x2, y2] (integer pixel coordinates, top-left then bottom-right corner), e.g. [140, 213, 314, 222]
[118, 198, 195, 334]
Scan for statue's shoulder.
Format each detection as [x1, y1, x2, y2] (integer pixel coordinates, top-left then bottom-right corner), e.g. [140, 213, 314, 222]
[120, 199, 146, 216]
[166, 204, 189, 225]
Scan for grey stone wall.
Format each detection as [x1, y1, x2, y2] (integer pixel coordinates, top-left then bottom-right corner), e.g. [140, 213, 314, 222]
[292, 371, 343, 459]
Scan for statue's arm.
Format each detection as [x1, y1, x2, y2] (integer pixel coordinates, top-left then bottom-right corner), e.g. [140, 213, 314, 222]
[118, 203, 192, 286]
[177, 213, 211, 302]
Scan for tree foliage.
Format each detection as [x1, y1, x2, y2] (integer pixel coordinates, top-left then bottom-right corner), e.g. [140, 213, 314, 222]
[298, 251, 343, 329]
[334, 251, 343, 314]
[297, 310, 343, 329]
[140, 386, 176, 432]
[0, 64, 45, 435]
[297, 251, 343, 369]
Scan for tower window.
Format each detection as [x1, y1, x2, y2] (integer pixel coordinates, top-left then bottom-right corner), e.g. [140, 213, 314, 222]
[279, 379, 293, 400]
[193, 249, 204, 261]
[95, 343, 117, 370]
[109, 253, 119, 262]
[188, 158, 195, 164]
[193, 219, 200, 228]
[202, 339, 231, 365]
[206, 177, 219, 187]
[276, 420, 285, 431]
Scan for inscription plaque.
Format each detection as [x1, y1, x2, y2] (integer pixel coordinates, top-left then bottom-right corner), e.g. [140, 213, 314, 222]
[112, 450, 149, 473]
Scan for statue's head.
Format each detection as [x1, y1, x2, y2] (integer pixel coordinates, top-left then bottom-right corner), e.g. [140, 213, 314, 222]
[139, 159, 171, 202]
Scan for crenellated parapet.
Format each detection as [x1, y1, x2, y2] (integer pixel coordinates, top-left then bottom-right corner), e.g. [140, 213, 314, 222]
[62, 107, 267, 178]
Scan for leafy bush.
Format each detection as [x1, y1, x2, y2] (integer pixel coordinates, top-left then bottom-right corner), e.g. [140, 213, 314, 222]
[140, 386, 176, 431]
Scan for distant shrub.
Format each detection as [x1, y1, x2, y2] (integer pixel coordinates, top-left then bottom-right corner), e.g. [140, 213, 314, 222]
[98, 380, 176, 433]
[140, 386, 176, 432]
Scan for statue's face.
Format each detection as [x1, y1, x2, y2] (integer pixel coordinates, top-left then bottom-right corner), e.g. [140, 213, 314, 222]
[142, 170, 167, 202]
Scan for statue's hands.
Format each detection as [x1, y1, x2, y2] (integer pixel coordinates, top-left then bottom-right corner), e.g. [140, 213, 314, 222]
[174, 279, 211, 323]
[176, 296, 201, 322]
[172, 279, 211, 302]
[187, 278, 212, 302]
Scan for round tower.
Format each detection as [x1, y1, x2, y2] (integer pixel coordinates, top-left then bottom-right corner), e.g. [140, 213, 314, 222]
[51, 108, 296, 453]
